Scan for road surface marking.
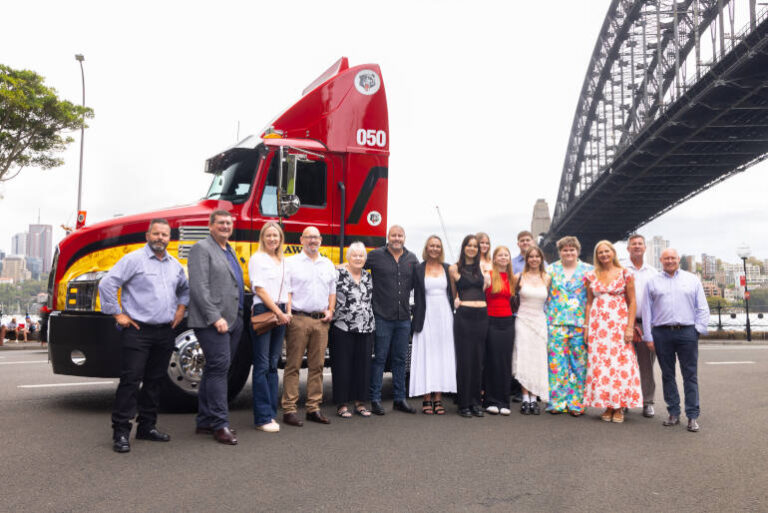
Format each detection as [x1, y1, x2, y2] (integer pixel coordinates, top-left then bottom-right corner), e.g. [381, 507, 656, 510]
[0, 360, 48, 365]
[18, 381, 115, 389]
[705, 361, 755, 365]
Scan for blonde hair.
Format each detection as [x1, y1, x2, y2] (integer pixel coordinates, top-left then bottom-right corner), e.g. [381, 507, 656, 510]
[523, 246, 547, 280]
[476, 232, 491, 261]
[556, 235, 581, 253]
[491, 245, 513, 294]
[593, 240, 622, 271]
[258, 222, 285, 259]
[422, 235, 445, 263]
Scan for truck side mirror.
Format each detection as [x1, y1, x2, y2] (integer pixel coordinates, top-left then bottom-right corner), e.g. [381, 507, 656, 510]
[278, 150, 301, 217]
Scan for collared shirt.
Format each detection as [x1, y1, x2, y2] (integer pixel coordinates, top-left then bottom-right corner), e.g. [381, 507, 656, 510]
[364, 245, 419, 321]
[642, 269, 710, 341]
[546, 260, 593, 327]
[249, 252, 291, 305]
[99, 244, 190, 324]
[621, 258, 658, 316]
[287, 251, 336, 313]
[222, 243, 245, 310]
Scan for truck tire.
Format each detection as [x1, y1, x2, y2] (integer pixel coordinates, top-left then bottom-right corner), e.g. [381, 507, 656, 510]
[160, 324, 253, 412]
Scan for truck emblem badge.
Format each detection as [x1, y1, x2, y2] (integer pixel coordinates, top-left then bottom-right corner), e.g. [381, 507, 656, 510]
[354, 70, 380, 96]
[367, 210, 382, 226]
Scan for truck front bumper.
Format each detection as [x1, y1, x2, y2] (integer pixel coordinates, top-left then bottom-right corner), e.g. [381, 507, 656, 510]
[48, 311, 121, 378]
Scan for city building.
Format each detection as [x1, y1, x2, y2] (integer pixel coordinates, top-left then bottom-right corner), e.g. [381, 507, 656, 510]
[27, 224, 53, 272]
[680, 254, 696, 272]
[701, 280, 721, 297]
[530, 199, 551, 241]
[25, 257, 42, 281]
[723, 288, 737, 302]
[1, 255, 30, 283]
[647, 236, 669, 270]
[701, 253, 717, 279]
[11, 233, 27, 256]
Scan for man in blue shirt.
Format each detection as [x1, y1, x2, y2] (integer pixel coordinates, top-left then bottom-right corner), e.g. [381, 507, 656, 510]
[642, 248, 709, 433]
[100, 218, 189, 453]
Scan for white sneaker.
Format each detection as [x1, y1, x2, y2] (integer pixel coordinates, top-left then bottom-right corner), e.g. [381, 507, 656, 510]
[256, 420, 280, 433]
[499, 407, 511, 416]
[485, 405, 500, 415]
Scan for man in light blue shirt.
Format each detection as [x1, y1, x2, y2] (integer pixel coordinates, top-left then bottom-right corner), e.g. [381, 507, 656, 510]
[99, 218, 189, 452]
[642, 248, 709, 432]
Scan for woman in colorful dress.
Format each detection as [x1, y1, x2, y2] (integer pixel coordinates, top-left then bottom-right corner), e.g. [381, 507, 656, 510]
[545, 236, 593, 416]
[584, 240, 643, 423]
[331, 242, 375, 418]
[450, 234, 490, 418]
[512, 246, 550, 415]
[410, 235, 456, 415]
[483, 245, 516, 415]
[248, 221, 291, 432]
[476, 232, 493, 276]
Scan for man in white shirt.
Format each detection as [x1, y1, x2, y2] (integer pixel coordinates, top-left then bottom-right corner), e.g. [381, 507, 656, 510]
[621, 234, 658, 418]
[282, 226, 337, 427]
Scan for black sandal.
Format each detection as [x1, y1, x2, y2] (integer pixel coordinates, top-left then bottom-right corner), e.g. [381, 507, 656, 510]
[354, 404, 371, 417]
[433, 400, 445, 415]
[337, 405, 352, 418]
[422, 400, 434, 415]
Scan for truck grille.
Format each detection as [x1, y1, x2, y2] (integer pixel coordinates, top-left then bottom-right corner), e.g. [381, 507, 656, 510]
[177, 225, 209, 260]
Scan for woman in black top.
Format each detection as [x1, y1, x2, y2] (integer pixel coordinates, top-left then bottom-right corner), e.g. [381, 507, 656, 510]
[449, 235, 490, 418]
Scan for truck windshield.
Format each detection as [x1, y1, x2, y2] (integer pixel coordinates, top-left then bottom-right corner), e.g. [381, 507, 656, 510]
[205, 150, 261, 203]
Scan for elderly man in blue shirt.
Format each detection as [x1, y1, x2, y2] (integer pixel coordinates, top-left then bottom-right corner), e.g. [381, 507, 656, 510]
[99, 218, 189, 453]
[642, 248, 709, 433]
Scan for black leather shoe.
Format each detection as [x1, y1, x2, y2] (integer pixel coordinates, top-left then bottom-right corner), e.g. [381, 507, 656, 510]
[393, 400, 417, 414]
[520, 402, 531, 415]
[370, 401, 386, 416]
[470, 405, 484, 417]
[458, 408, 472, 418]
[213, 426, 238, 445]
[113, 435, 130, 453]
[306, 410, 331, 424]
[196, 426, 237, 435]
[643, 404, 655, 418]
[687, 418, 700, 432]
[530, 401, 541, 415]
[136, 427, 171, 442]
[663, 414, 680, 427]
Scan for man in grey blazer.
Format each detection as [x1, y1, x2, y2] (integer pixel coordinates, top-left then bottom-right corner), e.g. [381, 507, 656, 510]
[188, 209, 244, 445]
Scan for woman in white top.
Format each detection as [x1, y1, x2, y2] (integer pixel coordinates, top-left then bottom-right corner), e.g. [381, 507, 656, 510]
[248, 222, 292, 432]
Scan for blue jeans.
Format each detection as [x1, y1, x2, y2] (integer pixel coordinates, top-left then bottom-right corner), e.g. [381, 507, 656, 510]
[369, 317, 410, 402]
[250, 303, 286, 426]
[652, 326, 699, 419]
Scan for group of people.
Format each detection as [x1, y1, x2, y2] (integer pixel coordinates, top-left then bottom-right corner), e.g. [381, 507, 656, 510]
[0, 315, 38, 345]
[98, 211, 710, 453]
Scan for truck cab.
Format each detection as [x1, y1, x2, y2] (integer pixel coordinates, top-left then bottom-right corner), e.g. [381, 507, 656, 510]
[46, 58, 389, 407]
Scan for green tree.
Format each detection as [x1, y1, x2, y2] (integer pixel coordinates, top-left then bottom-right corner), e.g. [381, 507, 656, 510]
[707, 296, 729, 310]
[0, 64, 93, 182]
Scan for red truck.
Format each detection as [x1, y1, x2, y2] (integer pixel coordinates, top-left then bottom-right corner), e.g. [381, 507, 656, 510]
[46, 58, 389, 407]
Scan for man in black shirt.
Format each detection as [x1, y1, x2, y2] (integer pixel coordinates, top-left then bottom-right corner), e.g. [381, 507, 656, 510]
[366, 225, 419, 415]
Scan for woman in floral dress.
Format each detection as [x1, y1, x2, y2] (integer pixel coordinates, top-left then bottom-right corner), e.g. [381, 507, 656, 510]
[584, 240, 643, 423]
[545, 236, 593, 415]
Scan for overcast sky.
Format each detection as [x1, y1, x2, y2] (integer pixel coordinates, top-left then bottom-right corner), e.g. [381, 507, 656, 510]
[2, 0, 767, 266]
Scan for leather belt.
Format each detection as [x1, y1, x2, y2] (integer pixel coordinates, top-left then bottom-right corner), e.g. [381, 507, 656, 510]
[293, 310, 325, 320]
[135, 321, 172, 329]
[656, 324, 693, 331]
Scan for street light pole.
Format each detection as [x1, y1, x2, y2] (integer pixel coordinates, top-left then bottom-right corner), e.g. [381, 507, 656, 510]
[75, 54, 85, 217]
[737, 243, 752, 342]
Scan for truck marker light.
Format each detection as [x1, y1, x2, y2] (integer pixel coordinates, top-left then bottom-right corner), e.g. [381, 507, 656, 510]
[70, 288, 78, 293]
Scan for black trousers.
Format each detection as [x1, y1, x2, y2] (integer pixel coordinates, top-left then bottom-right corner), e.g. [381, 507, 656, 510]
[112, 323, 174, 437]
[330, 326, 373, 404]
[454, 306, 488, 409]
[483, 315, 515, 408]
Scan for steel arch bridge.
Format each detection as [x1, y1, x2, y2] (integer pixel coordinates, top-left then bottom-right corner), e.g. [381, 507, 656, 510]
[541, 0, 768, 259]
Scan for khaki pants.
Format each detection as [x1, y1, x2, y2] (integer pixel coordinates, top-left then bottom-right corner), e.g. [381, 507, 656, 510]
[634, 336, 656, 405]
[281, 315, 329, 413]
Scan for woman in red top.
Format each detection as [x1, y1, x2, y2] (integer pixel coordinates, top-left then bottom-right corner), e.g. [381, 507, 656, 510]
[483, 246, 517, 415]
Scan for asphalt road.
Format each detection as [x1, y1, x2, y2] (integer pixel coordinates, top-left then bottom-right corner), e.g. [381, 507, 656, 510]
[1, 343, 766, 513]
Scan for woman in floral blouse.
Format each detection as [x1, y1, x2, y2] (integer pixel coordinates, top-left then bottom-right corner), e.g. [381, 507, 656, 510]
[331, 241, 375, 418]
[545, 236, 593, 415]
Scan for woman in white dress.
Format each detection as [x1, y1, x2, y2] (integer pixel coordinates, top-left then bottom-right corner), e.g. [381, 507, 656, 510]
[513, 246, 551, 415]
[409, 236, 456, 415]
